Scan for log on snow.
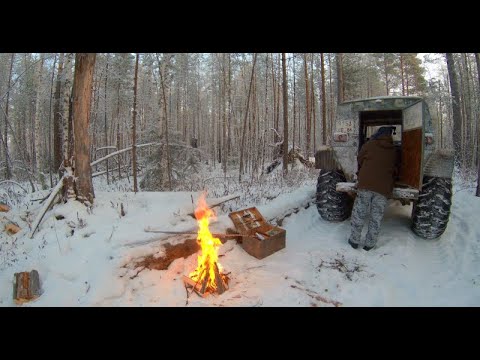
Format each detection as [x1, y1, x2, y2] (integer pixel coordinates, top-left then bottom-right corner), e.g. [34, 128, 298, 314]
[29, 176, 65, 239]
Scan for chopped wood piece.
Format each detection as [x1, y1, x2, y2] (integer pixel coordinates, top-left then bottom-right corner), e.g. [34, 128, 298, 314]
[182, 275, 208, 298]
[213, 263, 227, 294]
[13, 270, 42, 304]
[5, 223, 20, 234]
[0, 204, 10, 212]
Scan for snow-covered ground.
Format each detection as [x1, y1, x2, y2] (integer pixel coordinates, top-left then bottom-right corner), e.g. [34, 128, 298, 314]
[1, 170, 479, 307]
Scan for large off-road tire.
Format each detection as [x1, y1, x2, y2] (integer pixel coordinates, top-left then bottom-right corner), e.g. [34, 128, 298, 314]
[316, 169, 351, 222]
[411, 176, 452, 239]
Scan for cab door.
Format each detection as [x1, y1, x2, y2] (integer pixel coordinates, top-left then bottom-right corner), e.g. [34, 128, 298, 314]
[399, 101, 424, 189]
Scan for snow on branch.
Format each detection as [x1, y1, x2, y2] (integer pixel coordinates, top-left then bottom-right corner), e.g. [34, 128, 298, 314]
[0, 180, 28, 193]
[90, 142, 162, 167]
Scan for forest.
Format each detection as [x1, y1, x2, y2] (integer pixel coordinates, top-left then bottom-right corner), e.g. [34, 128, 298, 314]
[0, 53, 478, 205]
[2, 53, 480, 307]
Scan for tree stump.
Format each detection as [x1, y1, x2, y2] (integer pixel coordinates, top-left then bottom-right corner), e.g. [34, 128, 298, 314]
[13, 270, 42, 304]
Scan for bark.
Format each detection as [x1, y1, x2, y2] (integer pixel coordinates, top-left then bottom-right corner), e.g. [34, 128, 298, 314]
[383, 54, 390, 95]
[446, 53, 463, 161]
[400, 53, 405, 96]
[282, 53, 288, 176]
[47, 54, 57, 187]
[157, 54, 172, 190]
[62, 53, 74, 170]
[239, 53, 257, 181]
[53, 53, 64, 175]
[328, 53, 334, 143]
[132, 53, 139, 193]
[3, 53, 14, 179]
[320, 53, 327, 145]
[336, 53, 344, 104]
[226, 54, 232, 178]
[33, 54, 45, 173]
[304, 54, 311, 157]
[311, 54, 316, 153]
[475, 53, 480, 197]
[104, 53, 110, 184]
[72, 53, 96, 205]
[292, 54, 296, 152]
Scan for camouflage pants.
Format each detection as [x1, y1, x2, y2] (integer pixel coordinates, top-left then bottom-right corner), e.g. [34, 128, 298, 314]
[348, 189, 388, 248]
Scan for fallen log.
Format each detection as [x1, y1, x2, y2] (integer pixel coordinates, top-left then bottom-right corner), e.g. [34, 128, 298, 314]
[29, 176, 65, 239]
[143, 228, 249, 238]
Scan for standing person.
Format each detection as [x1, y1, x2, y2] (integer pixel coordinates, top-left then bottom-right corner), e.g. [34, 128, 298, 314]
[348, 126, 398, 251]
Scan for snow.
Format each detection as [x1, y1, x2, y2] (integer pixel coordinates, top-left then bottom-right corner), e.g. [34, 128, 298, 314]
[1, 172, 480, 307]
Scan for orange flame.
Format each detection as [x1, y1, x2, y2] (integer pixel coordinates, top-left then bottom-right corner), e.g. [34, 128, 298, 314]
[188, 193, 224, 291]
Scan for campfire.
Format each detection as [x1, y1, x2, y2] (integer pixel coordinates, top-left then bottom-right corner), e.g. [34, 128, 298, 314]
[183, 194, 229, 297]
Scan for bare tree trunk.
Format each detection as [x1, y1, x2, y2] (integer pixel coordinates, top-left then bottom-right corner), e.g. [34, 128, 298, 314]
[3, 53, 14, 179]
[446, 53, 463, 162]
[320, 53, 327, 145]
[282, 53, 288, 176]
[157, 55, 172, 190]
[48, 54, 57, 187]
[62, 53, 74, 175]
[292, 54, 296, 152]
[72, 53, 96, 205]
[239, 53, 257, 181]
[33, 54, 45, 173]
[475, 53, 480, 197]
[262, 54, 269, 173]
[53, 53, 64, 176]
[226, 53, 232, 178]
[271, 53, 277, 144]
[222, 54, 227, 175]
[132, 53, 139, 193]
[383, 53, 390, 96]
[104, 53, 110, 184]
[328, 53, 334, 143]
[400, 53, 405, 96]
[462, 54, 474, 169]
[311, 54, 316, 154]
[304, 54, 311, 157]
[336, 53, 344, 104]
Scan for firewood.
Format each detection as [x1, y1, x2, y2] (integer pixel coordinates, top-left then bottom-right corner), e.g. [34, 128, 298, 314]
[13, 270, 42, 304]
[200, 276, 209, 294]
[5, 223, 20, 234]
[213, 263, 226, 295]
[0, 204, 10, 212]
[182, 275, 208, 298]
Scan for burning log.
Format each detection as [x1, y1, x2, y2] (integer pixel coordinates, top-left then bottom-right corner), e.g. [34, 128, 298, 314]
[183, 193, 230, 298]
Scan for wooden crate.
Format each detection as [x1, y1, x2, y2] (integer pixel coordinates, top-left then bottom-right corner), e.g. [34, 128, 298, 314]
[229, 207, 286, 260]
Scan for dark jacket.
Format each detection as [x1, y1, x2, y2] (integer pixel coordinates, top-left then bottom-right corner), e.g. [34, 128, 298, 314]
[356, 135, 397, 198]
